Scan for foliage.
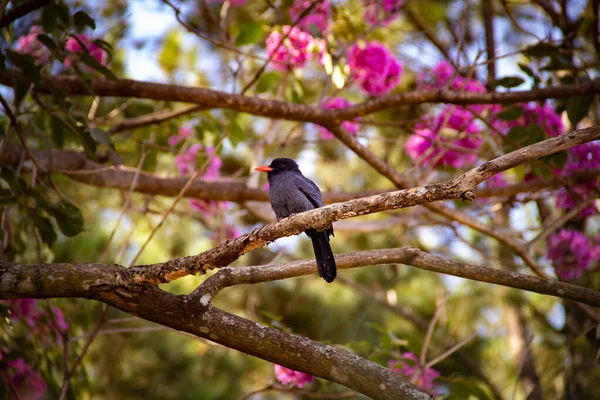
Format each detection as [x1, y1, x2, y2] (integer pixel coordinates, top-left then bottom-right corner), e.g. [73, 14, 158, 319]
[1, 0, 599, 399]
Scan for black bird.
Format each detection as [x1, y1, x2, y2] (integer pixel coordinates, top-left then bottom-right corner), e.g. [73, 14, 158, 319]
[255, 158, 336, 283]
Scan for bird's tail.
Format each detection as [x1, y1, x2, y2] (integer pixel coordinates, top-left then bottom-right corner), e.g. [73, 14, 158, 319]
[307, 229, 336, 283]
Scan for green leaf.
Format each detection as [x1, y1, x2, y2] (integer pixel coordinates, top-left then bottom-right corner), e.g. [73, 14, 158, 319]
[73, 10, 96, 31]
[48, 200, 84, 236]
[27, 208, 57, 245]
[0, 188, 15, 204]
[78, 51, 117, 80]
[0, 167, 27, 196]
[492, 76, 524, 89]
[158, 29, 181, 76]
[36, 34, 56, 50]
[256, 71, 281, 94]
[565, 95, 593, 127]
[6, 50, 41, 82]
[234, 22, 264, 46]
[42, 5, 58, 32]
[524, 43, 559, 58]
[496, 106, 523, 121]
[50, 116, 65, 148]
[228, 118, 245, 146]
[517, 63, 535, 78]
[503, 124, 544, 153]
[543, 150, 568, 169]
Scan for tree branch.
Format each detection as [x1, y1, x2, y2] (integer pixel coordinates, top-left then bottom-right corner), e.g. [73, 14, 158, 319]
[126, 125, 600, 283]
[0, 259, 430, 400]
[1, 69, 599, 124]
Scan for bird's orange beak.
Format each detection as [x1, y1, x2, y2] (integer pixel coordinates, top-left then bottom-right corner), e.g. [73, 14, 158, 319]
[255, 165, 274, 172]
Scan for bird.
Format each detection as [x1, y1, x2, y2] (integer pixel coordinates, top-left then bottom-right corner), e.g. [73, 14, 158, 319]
[255, 158, 337, 283]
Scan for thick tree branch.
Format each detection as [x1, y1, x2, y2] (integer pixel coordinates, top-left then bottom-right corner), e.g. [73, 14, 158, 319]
[129, 126, 600, 283]
[1, 70, 599, 124]
[0, 259, 430, 400]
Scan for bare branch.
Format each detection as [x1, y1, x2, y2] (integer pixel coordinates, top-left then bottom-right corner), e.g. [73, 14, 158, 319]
[2, 69, 599, 124]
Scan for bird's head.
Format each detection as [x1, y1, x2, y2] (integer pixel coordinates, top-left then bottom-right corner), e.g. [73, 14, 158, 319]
[255, 158, 300, 174]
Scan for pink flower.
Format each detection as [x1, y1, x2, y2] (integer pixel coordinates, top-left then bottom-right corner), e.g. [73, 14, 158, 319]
[290, 1, 330, 32]
[363, 0, 403, 25]
[347, 41, 402, 95]
[493, 102, 563, 137]
[405, 106, 482, 168]
[319, 97, 360, 140]
[388, 352, 440, 393]
[64, 34, 107, 68]
[266, 26, 315, 71]
[554, 141, 600, 217]
[203, 146, 223, 180]
[547, 229, 595, 280]
[4, 299, 41, 327]
[52, 308, 69, 333]
[175, 144, 202, 175]
[274, 364, 314, 388]
[2, 359, 47, 400]
[15, 26, 51, 64]
[168, 126, 194, 147]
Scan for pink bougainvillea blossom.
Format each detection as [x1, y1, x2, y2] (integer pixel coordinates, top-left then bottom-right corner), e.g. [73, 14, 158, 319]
[554, 141, 600, 217]
[290, 0, 330, 32]
[175, 144, 202, 175]
[347, 41, 402, 95]
[493, 102, 563, 137]
[319, 97, 360, 140]
[363, 0, 403, 25]
[547, 229, 596, 280]
[2, 359, 47, 400]
[388, 352, 440, 393]
[64, 34, 107, 68]
[15, 25, 51, 64]
[405, 105, 483, 168]
[266, 26, 315, 71]
[168, 126, 194, 147]
[419, 61, 493, 114]
[4, 299, 41, 327]
[274, 364, 314, 388]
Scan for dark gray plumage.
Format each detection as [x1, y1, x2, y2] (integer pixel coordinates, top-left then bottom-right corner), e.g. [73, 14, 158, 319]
[256, 158, 336, 283]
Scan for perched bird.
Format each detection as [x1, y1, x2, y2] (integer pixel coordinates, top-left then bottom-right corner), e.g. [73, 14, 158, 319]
[255, 158, 336, 283]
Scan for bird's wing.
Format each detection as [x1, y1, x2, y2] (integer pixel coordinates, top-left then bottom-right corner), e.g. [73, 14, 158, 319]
[295, 175, 325, 208]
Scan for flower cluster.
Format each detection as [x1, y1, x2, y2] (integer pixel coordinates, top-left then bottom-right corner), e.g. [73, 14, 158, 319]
[405, 106, 482, 168]
[1, 358, 47, 400]
[266, 26, 316, 71]
[290, 0, 331, 32]
[388, 352, 440, 393]
[347, 41, 402, 95]
[64, 34, 107, 67]
[2, 299, 68, 341]
[319, 97, 360, 140]
[15, 26, 51, 64]
[554, 141, 600, 217]
[363, 0, 403, 25]
[493, 102, 563, 137]
[274, 364, 314, 388]
[15, 26, 107, 69]
[405, 61, 497, 169]
[547, 229, 599, 280]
